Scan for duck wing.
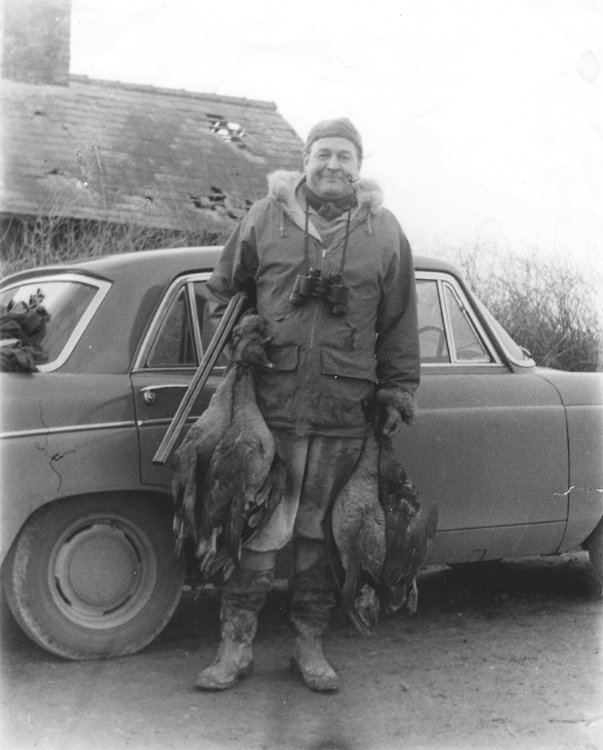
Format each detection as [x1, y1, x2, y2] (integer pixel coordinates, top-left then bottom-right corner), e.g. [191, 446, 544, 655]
[241, 451, 287, 545]
[198, 449, 286, 583]
[385, 503, 438, 614]
[200, 369, 276, 569]
[225, 428, 276, 563]
[170, 367, 236, 553]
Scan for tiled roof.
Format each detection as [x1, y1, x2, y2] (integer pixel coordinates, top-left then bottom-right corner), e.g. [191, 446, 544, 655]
[0, 74, 304, 230]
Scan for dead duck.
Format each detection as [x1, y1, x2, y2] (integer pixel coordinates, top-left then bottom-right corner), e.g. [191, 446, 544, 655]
[196, 316, 286, 575]
[330, 430, 386, 626]
[171, 315, 274, 557]
[329, 426, 438, 632]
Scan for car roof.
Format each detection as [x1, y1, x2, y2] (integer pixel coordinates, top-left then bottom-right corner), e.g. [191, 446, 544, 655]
[1, 246, 462, 285]
[0, 247, 222, 287]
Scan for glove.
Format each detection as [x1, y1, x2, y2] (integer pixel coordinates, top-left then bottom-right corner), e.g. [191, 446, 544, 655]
[380, 404, 402, 438]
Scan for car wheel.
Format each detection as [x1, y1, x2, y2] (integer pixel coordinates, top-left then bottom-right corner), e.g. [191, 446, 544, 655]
[2, 494, 184, 659]
[586, 517, 603, 585]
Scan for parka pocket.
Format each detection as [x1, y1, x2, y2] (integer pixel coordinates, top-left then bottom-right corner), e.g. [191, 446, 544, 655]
[255, 344, 299, 421]
[321, 348, 376, 382]
[266, 343, 299, 371]
[317, 348, 376, 428]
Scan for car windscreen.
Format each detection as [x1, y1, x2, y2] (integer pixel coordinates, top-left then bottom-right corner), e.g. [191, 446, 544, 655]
[0, 278, 103, 367]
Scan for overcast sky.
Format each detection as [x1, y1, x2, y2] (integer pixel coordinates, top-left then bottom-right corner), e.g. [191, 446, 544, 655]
[69, 0, 603, 273]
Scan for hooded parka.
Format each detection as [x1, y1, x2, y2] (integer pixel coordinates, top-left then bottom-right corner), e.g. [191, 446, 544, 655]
[206, 171, 420, 438]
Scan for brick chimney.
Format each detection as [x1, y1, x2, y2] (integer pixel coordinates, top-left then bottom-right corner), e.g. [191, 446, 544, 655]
[2, 0, 72, 86]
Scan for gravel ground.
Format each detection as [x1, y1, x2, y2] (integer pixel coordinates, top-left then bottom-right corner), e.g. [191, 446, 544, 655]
[1, 551, 601, 750]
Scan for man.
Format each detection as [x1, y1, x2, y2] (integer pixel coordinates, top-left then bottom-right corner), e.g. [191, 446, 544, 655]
[197, 117, 420, 692]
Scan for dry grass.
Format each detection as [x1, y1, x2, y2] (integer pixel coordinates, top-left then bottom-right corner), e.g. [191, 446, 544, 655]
[0, 214, 229, 278]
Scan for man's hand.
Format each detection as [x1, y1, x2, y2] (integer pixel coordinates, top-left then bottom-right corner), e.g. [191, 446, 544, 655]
[380, 404, 402, 438]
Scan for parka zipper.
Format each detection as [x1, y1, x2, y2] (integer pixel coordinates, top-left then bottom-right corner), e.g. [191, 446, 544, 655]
[295, 203, 353, 433]
[295, 246, 327, 434]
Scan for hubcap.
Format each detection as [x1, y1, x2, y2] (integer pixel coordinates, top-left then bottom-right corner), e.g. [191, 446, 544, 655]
[51, 516, 158, 629]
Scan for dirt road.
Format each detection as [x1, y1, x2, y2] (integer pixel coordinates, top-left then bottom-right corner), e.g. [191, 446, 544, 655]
[1, 552, 601, 750]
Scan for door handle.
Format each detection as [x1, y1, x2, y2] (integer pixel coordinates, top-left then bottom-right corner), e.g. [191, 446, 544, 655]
[139, 384, 189, 405]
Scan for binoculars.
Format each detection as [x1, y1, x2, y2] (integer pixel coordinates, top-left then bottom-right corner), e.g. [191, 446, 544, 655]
[289, 268, 349, 315]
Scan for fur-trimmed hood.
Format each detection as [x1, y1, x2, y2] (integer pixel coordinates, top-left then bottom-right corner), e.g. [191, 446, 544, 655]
[267, 170, 384, 234]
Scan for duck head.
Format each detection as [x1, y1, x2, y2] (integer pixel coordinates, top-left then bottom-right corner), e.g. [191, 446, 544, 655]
[230, 314, 273, 369]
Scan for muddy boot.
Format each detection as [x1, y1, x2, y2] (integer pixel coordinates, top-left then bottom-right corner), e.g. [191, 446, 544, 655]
[290, 606, 340, 692]
[195, 602, 256, 690]
[196, 564, 273, 691]
[289, 540, 339, 693]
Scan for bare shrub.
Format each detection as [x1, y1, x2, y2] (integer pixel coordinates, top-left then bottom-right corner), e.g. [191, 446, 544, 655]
[456, 246, 601, 372]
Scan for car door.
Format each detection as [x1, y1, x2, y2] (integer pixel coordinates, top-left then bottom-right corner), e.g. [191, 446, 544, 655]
[397, 272, 569, 564]
[131, 273, 227, 488]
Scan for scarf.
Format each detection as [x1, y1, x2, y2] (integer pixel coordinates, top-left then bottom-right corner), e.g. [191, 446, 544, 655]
[304, 183, 357, 221]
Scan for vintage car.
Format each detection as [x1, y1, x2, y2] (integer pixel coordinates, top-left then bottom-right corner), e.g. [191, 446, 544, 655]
[1, 247, 601, 660]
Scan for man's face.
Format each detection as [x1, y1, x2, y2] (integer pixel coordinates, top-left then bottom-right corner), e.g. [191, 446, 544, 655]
[304, 137, 361, 201]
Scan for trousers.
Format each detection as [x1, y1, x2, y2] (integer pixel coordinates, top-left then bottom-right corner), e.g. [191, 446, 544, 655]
[244, 430, 364, 552]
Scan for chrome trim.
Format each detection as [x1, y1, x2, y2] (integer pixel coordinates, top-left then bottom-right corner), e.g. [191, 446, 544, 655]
[0, 420, 136, 440]
[0, 274, 112, 373]
[186, 281, 204, 357]
[139, 384, 190, 393]
[420, 362, 508, 370]
[133, 272, 213, 370]
[137, 416, 199, 428]
[132, 366, 199, 374]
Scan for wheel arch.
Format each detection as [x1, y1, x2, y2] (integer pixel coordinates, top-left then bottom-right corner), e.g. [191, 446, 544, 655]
[2, 488, 175, 571]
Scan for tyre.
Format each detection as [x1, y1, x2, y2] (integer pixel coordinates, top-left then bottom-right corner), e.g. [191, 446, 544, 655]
[2, 494, 184, 659]
[586, 517, 603, 585]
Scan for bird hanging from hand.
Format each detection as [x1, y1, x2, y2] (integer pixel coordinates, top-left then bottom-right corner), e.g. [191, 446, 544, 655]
[329, 420, 438, 634]
[172, 315, 286, 577]
[330, 430, 386, 633]
[171, 315, 285, 575]
[171, 361, 235, 557]
[199, 321, 286, 575]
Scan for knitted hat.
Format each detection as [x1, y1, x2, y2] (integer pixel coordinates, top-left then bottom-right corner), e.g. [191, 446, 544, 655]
[305, 117, 363, 159]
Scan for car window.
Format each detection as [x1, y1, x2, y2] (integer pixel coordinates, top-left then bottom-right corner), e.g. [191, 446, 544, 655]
[144, 278, 227, 369]
[194, 282, 228, 368]
[0, 278, 103, 367]
[146, 287, 196, 367]
[417, 280, 450, 363]
[443, 283, 491, 363]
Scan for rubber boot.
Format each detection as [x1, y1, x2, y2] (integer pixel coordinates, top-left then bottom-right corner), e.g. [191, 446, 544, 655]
[196, 563, 273, 691]
[289, 539, 340, 693]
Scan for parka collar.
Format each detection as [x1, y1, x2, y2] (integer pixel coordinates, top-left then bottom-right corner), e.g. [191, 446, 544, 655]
[267, 170, 384, 241]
